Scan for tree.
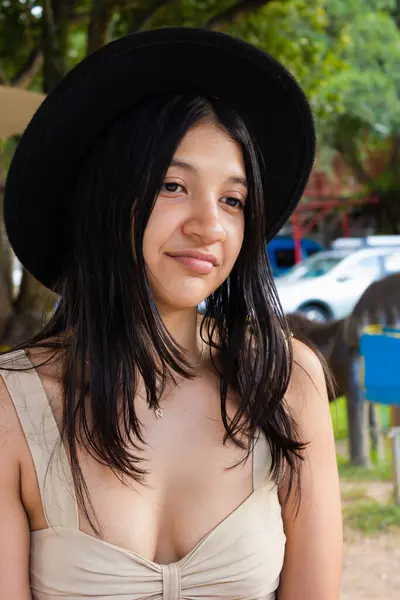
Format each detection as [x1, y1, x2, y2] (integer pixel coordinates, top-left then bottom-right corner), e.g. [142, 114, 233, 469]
[313, 0, 400, 233]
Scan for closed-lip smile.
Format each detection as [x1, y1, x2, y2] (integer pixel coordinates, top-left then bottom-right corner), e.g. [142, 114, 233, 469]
[166, 249, 219, 274]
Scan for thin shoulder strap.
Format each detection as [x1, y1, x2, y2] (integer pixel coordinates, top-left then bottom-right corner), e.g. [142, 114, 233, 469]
[252, 430, 273, 491]
[0, 349, 79, 529]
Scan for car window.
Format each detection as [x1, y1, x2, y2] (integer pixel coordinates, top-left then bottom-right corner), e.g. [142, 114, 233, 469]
[383, 251, 400, 274]
[280, 252, 349, 281]
[300, 256, 344, 278]
[354, 255, 381, 278]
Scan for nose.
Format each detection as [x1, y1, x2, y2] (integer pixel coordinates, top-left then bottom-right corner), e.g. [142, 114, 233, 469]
[182, 195, 226, 245]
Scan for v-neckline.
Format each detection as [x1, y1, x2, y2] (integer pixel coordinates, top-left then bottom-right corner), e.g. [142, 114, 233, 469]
[31, 486, 262, 570]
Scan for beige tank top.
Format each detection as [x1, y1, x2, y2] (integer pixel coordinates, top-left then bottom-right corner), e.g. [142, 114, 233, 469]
[1, 349, 286, 600]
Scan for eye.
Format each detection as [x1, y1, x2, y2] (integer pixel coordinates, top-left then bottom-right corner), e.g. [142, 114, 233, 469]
[161, 182, 185, 194]
[221, 196, 245, 210]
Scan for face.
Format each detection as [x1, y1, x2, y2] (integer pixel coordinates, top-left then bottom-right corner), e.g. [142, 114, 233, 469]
[142, 122, 247, 313]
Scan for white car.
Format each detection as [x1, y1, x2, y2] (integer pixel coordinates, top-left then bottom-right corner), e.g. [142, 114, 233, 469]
[275, 247, 400, 321]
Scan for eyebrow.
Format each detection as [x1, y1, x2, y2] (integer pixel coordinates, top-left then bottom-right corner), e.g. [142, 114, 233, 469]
[170, 159, 248, 188]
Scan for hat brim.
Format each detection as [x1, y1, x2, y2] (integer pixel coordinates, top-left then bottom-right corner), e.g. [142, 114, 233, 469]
[4, 27, 315, 289]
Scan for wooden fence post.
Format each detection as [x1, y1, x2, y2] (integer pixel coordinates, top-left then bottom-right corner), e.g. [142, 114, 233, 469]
[391, 407, 400, 503]
[369, 403, 386, 463]
[347, 355, 370, 466]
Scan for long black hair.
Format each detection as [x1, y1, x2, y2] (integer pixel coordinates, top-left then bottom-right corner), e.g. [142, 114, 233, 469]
[10, 94, 306, 530]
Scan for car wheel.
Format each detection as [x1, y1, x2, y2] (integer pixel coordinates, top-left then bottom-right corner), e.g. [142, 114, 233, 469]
[298, 304, 330, 322]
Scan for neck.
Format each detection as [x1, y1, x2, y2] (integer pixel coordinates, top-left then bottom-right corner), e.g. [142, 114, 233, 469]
[159, 306, 203, 362]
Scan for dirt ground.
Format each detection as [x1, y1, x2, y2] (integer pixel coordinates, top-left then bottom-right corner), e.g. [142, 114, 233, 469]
[340, 481, 400, 599]
[341, 529, 400, 599]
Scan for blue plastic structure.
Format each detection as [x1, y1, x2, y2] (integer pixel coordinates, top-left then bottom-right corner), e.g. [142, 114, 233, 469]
[360, 329, 400, 406]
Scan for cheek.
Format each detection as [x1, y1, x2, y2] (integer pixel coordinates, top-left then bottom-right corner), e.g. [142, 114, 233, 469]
[142, 208, 173, 265]
[141, 224, 153, 267]
[224, 219, 245, 266]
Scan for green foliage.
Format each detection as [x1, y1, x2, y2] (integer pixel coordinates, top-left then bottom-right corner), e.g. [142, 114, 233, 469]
[67, 27, 87, 69]
[230, 0, 336, 93]
[0, 1, 42, 83]
[313, 2, 400, 210]
[0, 136, 19, 171]
[325, 0, 396, 22]
[330, 396, 348, 440]
[343, 12, 400, 76]
[145, 0, 234, 29]
[344, 499, 400, 533]
[316, 11, 400, 136]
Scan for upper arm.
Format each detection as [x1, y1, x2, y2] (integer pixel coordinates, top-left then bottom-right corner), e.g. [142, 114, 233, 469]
[278, 339, 343, 600]
[0, 376, 32, 599]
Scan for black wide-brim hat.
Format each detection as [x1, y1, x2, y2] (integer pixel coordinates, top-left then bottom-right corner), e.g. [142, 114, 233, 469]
[4, 27, 315, 290]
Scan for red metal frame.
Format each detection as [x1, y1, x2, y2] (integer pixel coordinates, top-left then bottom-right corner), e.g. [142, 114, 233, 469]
[290, 195, 380, 263]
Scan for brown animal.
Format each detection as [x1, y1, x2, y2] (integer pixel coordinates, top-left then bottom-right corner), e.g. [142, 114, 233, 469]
[345, 272, 400, 349]
[286, 272, 400, 398]
[285, 313, 348, 400]
[286, 272, 400, 465]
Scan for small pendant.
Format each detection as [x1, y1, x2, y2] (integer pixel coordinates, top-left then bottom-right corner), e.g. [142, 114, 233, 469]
[154, 407, 164, 419]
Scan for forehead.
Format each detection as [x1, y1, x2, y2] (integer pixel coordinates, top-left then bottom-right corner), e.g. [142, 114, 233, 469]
[172, 122, 246, 173]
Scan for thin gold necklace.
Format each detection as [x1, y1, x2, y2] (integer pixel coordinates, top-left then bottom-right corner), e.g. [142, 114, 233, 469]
[153, 344, 205, 419]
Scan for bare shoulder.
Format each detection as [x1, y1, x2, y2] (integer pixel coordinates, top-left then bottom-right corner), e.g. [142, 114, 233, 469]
[283, 338, 332, 444]
[291, 337, 326, 385]
[285, 338, 328, 410]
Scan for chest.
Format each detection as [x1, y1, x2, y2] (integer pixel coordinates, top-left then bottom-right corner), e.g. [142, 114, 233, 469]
[25, 374, 255, 564]
[81, 382, 253, 563]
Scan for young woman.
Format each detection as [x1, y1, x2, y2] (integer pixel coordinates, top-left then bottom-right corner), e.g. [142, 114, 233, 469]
[0, 28, 342, 599]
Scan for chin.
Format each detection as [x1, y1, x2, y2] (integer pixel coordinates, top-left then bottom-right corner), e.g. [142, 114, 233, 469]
[165, 296, 207, 311]
[155, 287, 213, 312]
[151, 276, 225, 312]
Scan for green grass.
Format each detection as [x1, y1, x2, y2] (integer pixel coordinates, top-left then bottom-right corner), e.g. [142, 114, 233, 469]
[331, 396, 392, 480]
[344, 500, 400, 534]
[331, 396, 400, 534]
[330, 396, 391, 442]
[330, 396, 348, 440]
[337, 452, 392, 481]
[341, 486, 368, 503]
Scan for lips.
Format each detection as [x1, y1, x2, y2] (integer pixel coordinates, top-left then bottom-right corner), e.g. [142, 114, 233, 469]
[166, 250, 219, 275]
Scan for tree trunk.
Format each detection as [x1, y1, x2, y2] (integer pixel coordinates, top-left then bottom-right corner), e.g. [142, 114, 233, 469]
[207, 0, 276, 30]
[346, 354, 371, 466]
[11, 47, 44, 88]
[87, 0, 116, 54]
[369, 403, 385, 464]
[129, 0, 173, 33]
[42, 0, 70, 92]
